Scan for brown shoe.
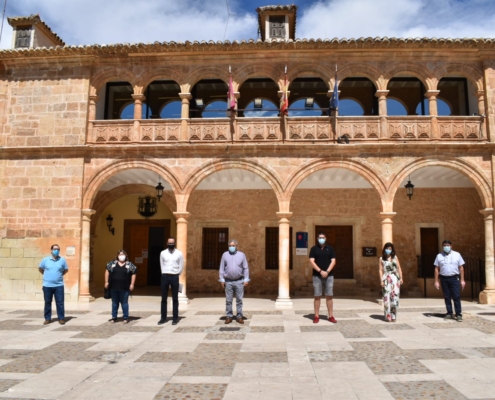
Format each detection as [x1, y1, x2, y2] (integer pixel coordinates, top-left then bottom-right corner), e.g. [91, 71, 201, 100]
[43, 320, 50, 325]
[225, 317, 232, 324]
[236, 317, 244, 324]
[58, 319, 65, 325]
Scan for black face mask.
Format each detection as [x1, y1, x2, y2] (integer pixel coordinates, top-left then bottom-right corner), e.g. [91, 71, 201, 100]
[168, 244, 175, 250]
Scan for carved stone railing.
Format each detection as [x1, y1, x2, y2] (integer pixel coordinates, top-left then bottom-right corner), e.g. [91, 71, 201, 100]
[88, 116, 484, 144]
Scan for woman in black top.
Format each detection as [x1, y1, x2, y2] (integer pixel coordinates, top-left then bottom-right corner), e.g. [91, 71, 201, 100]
[104, 250, 137, 323]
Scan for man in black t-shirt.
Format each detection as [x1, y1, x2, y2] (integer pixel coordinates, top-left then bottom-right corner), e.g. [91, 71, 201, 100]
[309, 232, 337, 324]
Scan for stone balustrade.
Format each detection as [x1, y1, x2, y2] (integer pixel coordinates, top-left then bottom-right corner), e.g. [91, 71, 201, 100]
[88, 116, 483, 144]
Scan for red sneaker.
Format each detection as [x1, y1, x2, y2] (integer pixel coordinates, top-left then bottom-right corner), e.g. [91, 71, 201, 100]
[313, 316, 319, 323]
[328, 316, 337, 324]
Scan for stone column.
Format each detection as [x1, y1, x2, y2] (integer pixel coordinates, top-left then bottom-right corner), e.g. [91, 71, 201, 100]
[276, 212, 293, 308]
[87, 95, 98, 142]
[479, 208, 495, 304]
[375, 90, 389, 139]
[179, 93, 192, 141]
[425, 90, 440, 140]
[79, 209, 96, 302]
[174, 212, 190, 305]
[476, 90, 487, 140]
[131, 94, 145, 142]
[380, 212, 396, 247]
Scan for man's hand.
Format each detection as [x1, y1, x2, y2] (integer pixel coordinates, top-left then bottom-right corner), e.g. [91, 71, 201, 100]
[129, 284, 134, 291]
[434, 281, 440, 290]
[104, 282, 109, 289]
[244, 281, 249, 287]
[221, 282, 225, 289]
[320, 271, 328, 279]
[461, 280, 466, 290]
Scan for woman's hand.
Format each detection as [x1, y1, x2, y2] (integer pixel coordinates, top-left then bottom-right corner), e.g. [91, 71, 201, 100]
[400, 279, 403, 285]
[129, 284, 134, 291]
[104, 282, 109, 289]
[381, 281, 385, 287]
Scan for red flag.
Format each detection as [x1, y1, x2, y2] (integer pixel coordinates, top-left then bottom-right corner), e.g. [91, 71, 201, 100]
[228, 73, 236, 110]
[280, 74, 289, 115]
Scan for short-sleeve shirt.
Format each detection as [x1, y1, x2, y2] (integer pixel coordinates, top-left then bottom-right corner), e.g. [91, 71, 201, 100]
[309, 245, 336, 276]
[434, 250, 465, 276]
[39, 256, 68, 287]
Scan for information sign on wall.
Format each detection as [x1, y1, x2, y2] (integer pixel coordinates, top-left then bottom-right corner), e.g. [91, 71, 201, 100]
[296, 232, 308, 255]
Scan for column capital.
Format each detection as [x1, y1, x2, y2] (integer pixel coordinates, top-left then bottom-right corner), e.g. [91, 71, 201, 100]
[424, 90, 440, 99]
[380, 212, 396, 220]
[89, 95, 99, 103]
[327, 89, 341, 97]
[131, 94, 146, 102]
[276, 212, 293, 220]
[179, 92, 192, 100]
[278, 90, 290, 98]
[173, 212, 191, 221]
[476, 90, 485, 98]
[479, 208, 494, 218]
[375, 90, 389, 98]
[82, 209, 96, 219]
[234, 92, 241, 99]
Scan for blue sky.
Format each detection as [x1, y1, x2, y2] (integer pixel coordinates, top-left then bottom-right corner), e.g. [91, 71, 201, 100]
[2, 0, 495, 49]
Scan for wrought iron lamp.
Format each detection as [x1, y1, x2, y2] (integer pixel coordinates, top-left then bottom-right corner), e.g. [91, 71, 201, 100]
[337, 135, 350, 144]
[138, 196, 157, 218]
[305, 97, 314, 109]
[254, 98, 263, 109]
[405, 175, 414, 200]
[155, 180, 164, 202]
[106, 215, 115, 235]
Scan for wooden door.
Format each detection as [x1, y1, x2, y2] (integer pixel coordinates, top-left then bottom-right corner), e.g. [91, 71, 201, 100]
[124, 220, 170, 287]
[315, 226, 354, 279]
[420, 228, 439, 277]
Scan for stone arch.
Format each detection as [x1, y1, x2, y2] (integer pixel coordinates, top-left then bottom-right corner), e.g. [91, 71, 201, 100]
[184, 67, 230, 93]
[284, 159, 388, 211]
[336, 64, 381, 90]
[181, 159, 285, 211]
[235, 64, 282, 90]
[287, 64, 331, 89]
[434, 63, 484, 91]
[387, 158, 492, 210]
[383, 63, 434, 91]
[90, 184, 177, 235]
[137, 68, 185, 94]
[82, 159, 181, 210]
[90, 68, 138, 96]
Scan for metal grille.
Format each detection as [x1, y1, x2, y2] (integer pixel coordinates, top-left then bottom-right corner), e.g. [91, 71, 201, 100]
[269, 16, 286, 38]
[265, 227, 293, 270]
[202, 227, 229, 270]
[15, 28, 31, 48]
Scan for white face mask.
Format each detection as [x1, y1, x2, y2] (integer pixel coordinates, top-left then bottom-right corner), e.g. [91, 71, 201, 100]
[118, 255, 126, 262]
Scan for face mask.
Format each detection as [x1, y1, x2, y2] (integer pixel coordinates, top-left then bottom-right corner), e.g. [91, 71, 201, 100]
[52, 249, 60, 256]
[443, 246, 451, 253]
[168, 244, 175, 250]
[229, 246, 236, 253]
[118, 255, 126, 262]
[318, 238, 326, 245]
[385, 249, 392, 255]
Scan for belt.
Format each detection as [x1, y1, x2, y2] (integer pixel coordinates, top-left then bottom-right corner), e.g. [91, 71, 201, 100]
[440, 274, 459, 278]
[162, 273, 178, 276]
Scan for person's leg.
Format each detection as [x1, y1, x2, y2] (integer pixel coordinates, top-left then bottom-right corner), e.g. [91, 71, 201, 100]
[121, 290, 130, 320]
[225, 281, 234, 318]
[43, 286, 53, 321]
[440, 276, 453, 315]
[234, 280, 244, 319]
[160, 275, 169, 320]
[451, 277, 462, 317]
[325, 276, 334, 318]
[111, 289, 119, 319]
[53, 285, 65, 320]
[170, 274, 179, 321]
[313, 276, 323, 317]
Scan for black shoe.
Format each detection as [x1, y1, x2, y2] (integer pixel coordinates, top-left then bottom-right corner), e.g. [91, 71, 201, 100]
[158, 319, 166, 325]
[172, 320, 178, 325]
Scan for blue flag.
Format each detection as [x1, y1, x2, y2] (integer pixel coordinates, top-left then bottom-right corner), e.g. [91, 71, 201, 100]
[330, 69, 339, 110]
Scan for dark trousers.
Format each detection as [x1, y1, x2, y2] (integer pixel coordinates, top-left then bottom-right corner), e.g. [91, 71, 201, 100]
[161, 274, 179, 321]
[440, 275, 462, 316]
[111, 289, 130, 319]
[43, 285, 64, 321]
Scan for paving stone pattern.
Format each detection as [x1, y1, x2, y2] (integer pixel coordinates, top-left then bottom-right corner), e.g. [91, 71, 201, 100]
[383, 381, 468, 400]
[424, 315, 495, 334]
[154, 383, 228, 400]
[301, 319, 413, 338]
[7, 310, 90, 318]
[54, 320, 162, 338]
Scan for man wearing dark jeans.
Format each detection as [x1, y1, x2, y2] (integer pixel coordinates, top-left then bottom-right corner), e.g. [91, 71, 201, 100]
[158, 237, 184, 325]
[434, 239, 466, 322]
[38, 244, 69, 325]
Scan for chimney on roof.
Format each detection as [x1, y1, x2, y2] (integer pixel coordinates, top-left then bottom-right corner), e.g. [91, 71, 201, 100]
[256, 5, 297, 41]
[7, 14, 65, 49]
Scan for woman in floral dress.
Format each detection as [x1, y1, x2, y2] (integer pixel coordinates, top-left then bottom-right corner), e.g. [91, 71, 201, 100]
[379, 242, 404, 322]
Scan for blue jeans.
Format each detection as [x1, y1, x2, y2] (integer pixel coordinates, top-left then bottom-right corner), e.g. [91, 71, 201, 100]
[225, 279, 244, 318]
[111, 289, 130, 319]
[440, 275, 462, 316]
[43, 285, 64, 321]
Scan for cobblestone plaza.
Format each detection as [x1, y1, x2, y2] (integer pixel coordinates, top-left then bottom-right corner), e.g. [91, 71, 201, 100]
[0, 297, 494, 399]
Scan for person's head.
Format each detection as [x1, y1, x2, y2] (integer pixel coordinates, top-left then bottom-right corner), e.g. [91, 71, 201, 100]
[317, 232, 326, 246]
[116, 250, 128, 262]
[51, 244, 60, 257]
[167, 237, 176, 250]
[382, 242, 396, 259]
[229, 239, 238, 253]
[442, 240, 452, 253]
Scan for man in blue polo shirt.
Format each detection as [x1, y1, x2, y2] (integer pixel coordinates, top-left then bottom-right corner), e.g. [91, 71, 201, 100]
[39, 244, 69, 325]
[434, 239, 465, 322]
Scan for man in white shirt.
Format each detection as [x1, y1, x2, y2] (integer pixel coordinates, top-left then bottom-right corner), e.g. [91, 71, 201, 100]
[158, 237, 184, 325]
[434, 239, 465, 322]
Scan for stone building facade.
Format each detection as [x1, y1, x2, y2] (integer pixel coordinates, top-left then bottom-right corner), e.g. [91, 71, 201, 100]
[0, 6, 494, 304]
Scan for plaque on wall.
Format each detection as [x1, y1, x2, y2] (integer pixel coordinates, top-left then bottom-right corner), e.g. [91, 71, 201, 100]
[296, 232, 308, 256]
[362, 247, 377, 257]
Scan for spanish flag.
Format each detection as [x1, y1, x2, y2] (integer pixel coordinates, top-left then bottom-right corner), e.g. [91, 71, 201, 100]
[227, 71, 236, 111]
[280, 71, 289, 115]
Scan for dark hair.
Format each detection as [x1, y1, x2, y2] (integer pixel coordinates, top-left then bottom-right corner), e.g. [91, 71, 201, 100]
[115, 250, 128, 261]
[442, 239, 452, 245]
[382, 242, 396, 259]
[51, 244, 60, 250]
[317, 232, 326, 237]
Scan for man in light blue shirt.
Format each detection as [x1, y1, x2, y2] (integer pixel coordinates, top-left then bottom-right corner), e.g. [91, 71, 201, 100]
[219, 239, 249, 324]
[39, 244, 69, 325]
